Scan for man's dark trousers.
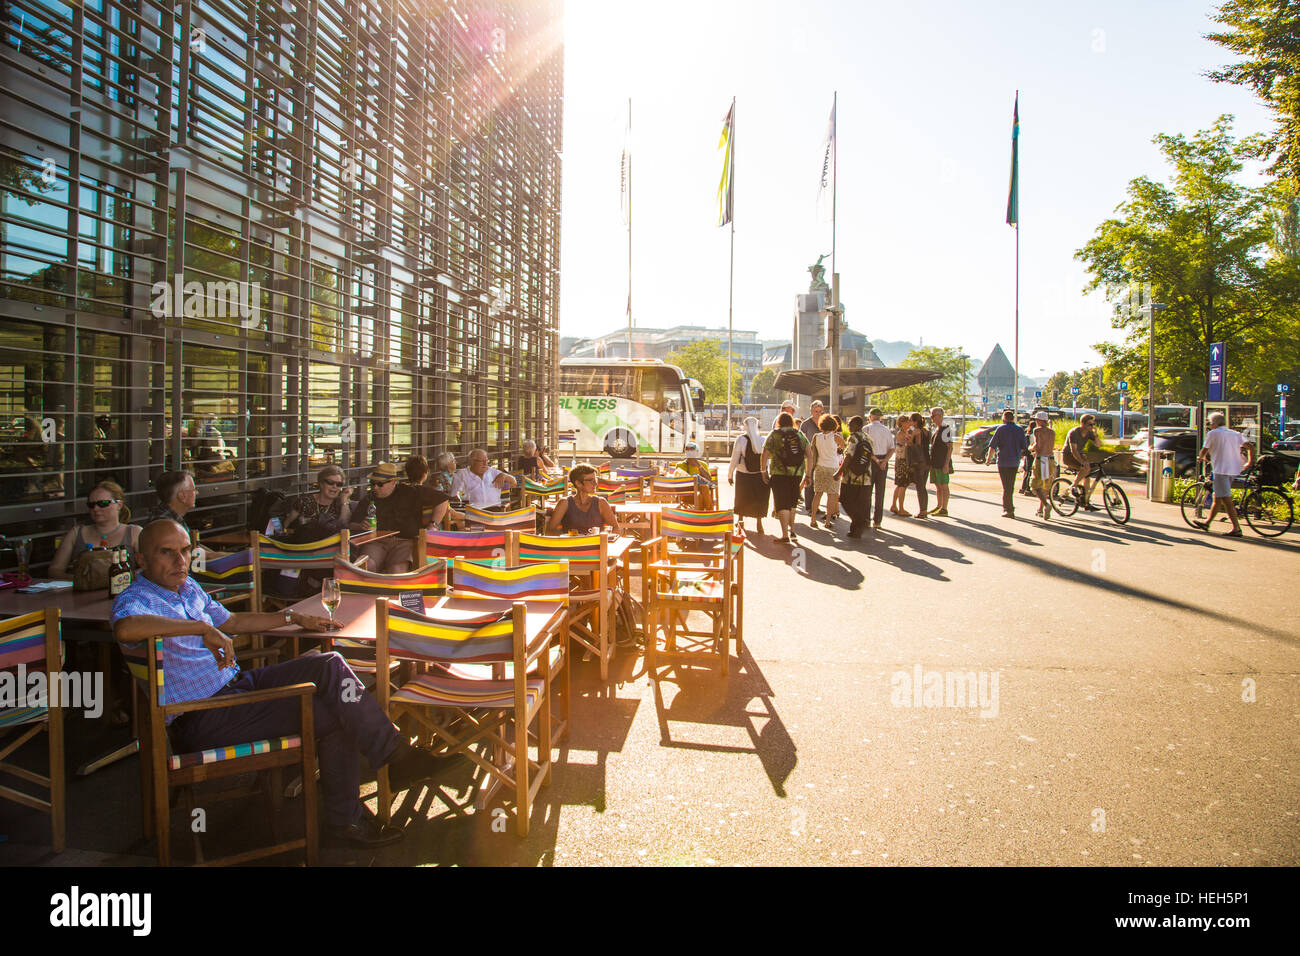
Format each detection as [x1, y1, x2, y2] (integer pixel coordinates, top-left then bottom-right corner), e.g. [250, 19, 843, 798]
[998, 467, 1019, 514]
[169, 652, 400, 827]
[867, 459, 888, 524]
[840, 483, 868, 536]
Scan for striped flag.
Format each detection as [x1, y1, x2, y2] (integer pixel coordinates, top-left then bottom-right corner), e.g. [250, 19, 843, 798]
[1006, 94, 1019, 227]
[817, 98, 835, 221]
[717, 100, 734, 227]
[620, 120, 631, 226]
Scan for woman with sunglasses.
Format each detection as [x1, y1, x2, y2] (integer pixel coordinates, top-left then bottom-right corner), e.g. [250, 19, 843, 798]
[283, 464, 352, 541]
[49, 480, 141, 578]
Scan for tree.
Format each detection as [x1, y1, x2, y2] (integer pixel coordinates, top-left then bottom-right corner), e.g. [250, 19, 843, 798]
[876, 346, 969, 415]
[664, 339, 743, 408]
[748, 366, 781, 403]
[1075, 116, 1300, 406]
[1043, 371, 1070, 406]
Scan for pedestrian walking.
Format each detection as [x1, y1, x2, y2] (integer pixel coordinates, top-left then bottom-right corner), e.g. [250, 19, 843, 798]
[762, 411, 813, 544]
[1029, 411, 1055, 519]
[729, 417, 771, 535]
[834, 416, 874, 538]
[925, 406, 954, 517]
[986, 409, 1029, 518]
[862, 407, 895, 529]
[1018, 417, 1036, 496]
[907, 412, 931, 519]
[800, 399, 825, 515]
[890, 414, 918, 516]
[809, 414, 844, 531]
[1195, 411, 1255, 537]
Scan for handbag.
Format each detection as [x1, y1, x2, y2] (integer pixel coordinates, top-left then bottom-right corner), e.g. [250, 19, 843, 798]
[71, 547, 116, 591]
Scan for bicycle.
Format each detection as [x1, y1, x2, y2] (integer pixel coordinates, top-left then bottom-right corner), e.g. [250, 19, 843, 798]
[1049, 454, 1131, 524]
[1179, 462, 1295, 537]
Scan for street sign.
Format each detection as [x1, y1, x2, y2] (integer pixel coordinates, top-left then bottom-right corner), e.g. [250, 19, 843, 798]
[1004, 393, 1012, 402]
[1118, 380, 1128, 391]
[1209, 342, 1225, 401]
[1070, 387, 1080, 395]
[1034, 390, 1042, 400]
[1279, 384, 1290, 393]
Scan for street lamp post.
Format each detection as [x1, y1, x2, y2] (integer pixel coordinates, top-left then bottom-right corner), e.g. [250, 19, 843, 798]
[1142, 301, 1167, 498]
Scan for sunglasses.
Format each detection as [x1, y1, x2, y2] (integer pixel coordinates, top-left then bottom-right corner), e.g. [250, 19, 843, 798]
[369, 478, 393, 487]
[321, 479, 344, 487]
[87, 499, 120, 509]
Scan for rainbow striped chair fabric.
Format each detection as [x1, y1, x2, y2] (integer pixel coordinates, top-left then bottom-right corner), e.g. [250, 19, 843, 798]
[374, 596, 563, 837]
[419, 529, 509, 567]
[648, 473, 699, 506]
[329, 557, 449, 674]
[120, 635, 317, 866]
[463, 505, 537, 532]
[522, 475, 566, 500]
[514, 533, 618, 680]
[255, 531, 347, 570]
[190, 547, 258, 611]
[641, 509, 742, 679]
[596, 478, 629, 504]
[0, 608, 65, 852]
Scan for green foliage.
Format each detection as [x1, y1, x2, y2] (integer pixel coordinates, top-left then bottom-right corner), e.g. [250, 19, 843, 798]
[664, 339, 743, 407]
[876, 346, 969, 415]
[748, 365, 781, 403]
[1075, 116, 1300, 407]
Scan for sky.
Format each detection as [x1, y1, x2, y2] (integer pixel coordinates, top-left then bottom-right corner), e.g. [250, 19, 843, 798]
[557, 0, 1275, 378]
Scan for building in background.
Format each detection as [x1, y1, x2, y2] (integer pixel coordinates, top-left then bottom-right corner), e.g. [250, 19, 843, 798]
[565, 325, 765, 400]
[0, 0, 563, 557]
[977, 345, 1017, 411]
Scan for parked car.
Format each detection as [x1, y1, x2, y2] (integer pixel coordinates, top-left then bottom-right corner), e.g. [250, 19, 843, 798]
[1131, 430, 1197, 477]
[1271, 433, 1300, 453]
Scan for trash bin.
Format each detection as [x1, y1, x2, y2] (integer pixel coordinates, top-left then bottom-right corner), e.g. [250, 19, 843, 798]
[1149, 450, 1175, 502]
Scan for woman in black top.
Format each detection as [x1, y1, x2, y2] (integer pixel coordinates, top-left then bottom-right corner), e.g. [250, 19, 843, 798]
[283, 464, 353, 540]
[728, 417, 770, 535]
[546, 464, 621, 535]
[907, 412, 931, 519]
[517, 439, 556, 477]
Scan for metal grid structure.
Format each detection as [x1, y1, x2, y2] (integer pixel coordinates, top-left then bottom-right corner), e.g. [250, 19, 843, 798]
[0, 0, 563, 557]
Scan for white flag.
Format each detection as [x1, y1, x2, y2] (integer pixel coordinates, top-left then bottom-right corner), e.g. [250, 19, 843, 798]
[817, 99, 835, 222]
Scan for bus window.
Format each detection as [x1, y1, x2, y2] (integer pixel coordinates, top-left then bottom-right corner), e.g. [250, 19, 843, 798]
[639, 368, 664, 412]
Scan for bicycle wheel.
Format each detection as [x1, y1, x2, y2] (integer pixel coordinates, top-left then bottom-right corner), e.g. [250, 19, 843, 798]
[1241, 488, 1294, 537]
[1180, 483, 1210, 529]
[1050, 477, 1078, 517]
[1102, 482, 1130, 524]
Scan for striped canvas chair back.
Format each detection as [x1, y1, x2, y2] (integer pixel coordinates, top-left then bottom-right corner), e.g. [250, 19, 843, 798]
[595, 461, 611, 475]
[661, 507, 736, 541]
[651, 474, 697, 497]
[383, 602, 520, 664]
[424, 529, 508, 565]
[0, 609, 55, 670]
[190, 548, 255, 599]
[523, 475, 566, 498]
[464, 505, 536, 531]
[516, 532, 604, 571]
[120, 637, 166, 708]
[596, 478, 629, 503]
[256, 532, 344, 569]
[450, 559, 570, 604]
[615, 467, 656, 480]
[333, 556, 448, 596]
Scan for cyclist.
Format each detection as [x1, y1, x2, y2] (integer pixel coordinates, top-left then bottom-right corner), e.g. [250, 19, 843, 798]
[1195, 411, 1255, 537]
[1062, 414, 1100, 511]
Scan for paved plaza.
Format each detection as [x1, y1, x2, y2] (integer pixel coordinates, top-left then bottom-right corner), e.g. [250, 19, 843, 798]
[4, 460, 1297, 866]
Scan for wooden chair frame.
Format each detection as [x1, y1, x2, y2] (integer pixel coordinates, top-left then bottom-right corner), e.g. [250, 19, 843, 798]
[0, 608, 65, 852]
[374, 599, 558, 837]
[126, 637, 318, 867]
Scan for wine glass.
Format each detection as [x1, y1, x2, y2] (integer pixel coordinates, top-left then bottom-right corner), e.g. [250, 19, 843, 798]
[320, 577, 341, 628]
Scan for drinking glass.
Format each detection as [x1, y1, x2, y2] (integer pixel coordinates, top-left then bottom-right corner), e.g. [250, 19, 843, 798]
[14, 538, 31, 576]
[321, 577, 341, 627]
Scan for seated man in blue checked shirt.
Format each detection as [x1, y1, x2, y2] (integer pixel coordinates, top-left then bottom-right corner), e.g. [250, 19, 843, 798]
[111, 520, 458, 848]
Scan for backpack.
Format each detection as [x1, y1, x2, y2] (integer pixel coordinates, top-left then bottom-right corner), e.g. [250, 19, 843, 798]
[248, 488, 287, 533]
[741, 435, 761, 472]
[843, 433, 873, 476]
[613, 587, 644, 647]
[776, 428, 805, 468]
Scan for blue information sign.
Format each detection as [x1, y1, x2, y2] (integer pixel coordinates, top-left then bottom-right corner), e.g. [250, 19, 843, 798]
[1118, 380, 1128, 391]
[1279, 384, 1291, 393]
[1034, 390, 1042, 400]
[1209, 342, 1225, 401]
[1070, 387, 1080, 395]
[1004, 394, 1012, 402]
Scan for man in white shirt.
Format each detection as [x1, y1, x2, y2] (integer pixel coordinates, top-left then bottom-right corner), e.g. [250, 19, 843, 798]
[450, 449, 517, 508]
[1196, 412, 1255, 537]
[862, 407, 896, 529]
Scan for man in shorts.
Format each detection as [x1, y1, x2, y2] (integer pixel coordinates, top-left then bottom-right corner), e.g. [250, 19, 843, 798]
[1195, 411, 1255, 537]
[1029, 411, 1056, 519]
[925, 406, 954, 517]
[1061, 414, 1100, 511]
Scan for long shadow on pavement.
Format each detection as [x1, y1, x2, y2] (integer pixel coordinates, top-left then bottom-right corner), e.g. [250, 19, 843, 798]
[744, 530, 864, 590]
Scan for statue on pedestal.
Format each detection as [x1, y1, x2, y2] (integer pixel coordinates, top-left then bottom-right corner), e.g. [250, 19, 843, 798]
[808, 254, 831, 296]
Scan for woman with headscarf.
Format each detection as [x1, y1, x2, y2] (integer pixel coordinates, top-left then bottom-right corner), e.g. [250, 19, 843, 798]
[728, 417, 770, 534]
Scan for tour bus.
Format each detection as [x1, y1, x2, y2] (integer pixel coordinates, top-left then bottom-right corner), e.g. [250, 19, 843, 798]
[558, 358, 704, 458]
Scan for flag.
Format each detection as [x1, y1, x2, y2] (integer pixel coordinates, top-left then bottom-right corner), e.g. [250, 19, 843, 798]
[620, 120, 631, 226]
[817, 98, 835, 221]
[1006, 94, 1019, 227]
[717, 101, 734, 227]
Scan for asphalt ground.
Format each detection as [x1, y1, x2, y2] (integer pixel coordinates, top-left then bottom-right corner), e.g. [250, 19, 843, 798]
[3, 459, 1297, 867]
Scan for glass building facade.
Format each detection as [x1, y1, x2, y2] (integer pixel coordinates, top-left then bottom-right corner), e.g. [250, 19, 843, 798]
[0, 0, 563, 562]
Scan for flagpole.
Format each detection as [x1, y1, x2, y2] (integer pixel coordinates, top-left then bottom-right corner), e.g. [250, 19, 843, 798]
[626, 97, 633, 359]
[727, 96, 736, 439]
[829, 90, 838, 413]
[1013, 90, 1019, 417]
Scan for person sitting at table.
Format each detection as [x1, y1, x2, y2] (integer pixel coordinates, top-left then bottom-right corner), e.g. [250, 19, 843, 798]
[516, 440, 556, 478]
[546, 463, 621, 535]
[450, 449, 517, 508]
[348, 462, 449, 572]
[403, 454, 429, 487]
[430, 452, 457, 497]
[672, 441, 716, 510]
[283, 464, 353, 540]
[143, 470, 197, 534]
[49, 480, 142, 579]
[112, 519, 457, 847]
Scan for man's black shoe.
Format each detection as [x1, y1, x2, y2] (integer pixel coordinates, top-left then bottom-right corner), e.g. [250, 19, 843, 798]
[326, 808, 403, 848]
[387, 746, 466, 793]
